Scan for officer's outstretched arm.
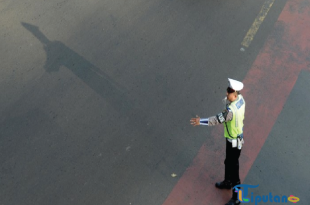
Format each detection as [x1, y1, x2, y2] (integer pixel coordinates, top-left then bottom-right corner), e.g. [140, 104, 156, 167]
[208, 109, 233, 126]
[190, 110, 233, 126]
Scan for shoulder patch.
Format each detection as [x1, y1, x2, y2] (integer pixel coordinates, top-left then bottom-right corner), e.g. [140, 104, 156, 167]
[235, 98, 244, 109]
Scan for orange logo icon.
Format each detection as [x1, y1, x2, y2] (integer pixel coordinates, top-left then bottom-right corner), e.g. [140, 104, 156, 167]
[288, 195, 300, 203]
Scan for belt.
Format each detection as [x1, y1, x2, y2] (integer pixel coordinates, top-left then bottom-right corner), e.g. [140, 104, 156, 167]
[227, 134, 243, 143]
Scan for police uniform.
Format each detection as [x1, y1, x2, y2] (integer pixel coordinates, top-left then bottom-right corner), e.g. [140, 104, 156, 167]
[198, 78, 245, 205]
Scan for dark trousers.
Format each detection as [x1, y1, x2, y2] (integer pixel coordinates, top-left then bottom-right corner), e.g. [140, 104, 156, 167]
[224, 139, 241, 186]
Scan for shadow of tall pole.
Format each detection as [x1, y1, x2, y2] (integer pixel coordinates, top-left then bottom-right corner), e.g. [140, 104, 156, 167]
[22, 22, 135, 116]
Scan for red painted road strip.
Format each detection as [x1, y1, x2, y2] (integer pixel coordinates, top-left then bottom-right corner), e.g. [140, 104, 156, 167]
[163, 0, 310, 204]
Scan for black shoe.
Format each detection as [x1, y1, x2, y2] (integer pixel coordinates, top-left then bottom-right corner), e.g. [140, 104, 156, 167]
[215, 180, 232, 189]
[225, 198, 240, 205]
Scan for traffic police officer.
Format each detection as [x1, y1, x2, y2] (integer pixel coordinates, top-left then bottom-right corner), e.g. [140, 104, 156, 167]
[190, 78, 245, 205]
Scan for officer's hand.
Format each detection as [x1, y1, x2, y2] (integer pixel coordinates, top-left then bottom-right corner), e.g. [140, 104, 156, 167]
[190, 115, 200, 126]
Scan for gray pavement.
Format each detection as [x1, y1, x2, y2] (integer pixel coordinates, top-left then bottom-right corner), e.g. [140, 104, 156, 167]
[1, 0, 308, 205]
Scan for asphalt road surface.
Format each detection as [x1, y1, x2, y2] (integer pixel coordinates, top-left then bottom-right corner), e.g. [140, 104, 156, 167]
[1, 0, 309, 205]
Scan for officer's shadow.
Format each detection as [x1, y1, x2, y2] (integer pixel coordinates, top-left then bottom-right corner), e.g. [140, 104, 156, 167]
[22, 22, 134, 116]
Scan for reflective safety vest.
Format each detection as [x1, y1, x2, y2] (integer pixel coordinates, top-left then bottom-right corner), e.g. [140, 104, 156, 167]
[224, 95, 245, 139]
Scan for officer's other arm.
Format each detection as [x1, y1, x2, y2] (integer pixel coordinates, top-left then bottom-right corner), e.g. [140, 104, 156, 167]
[208, 109, 233, 126]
